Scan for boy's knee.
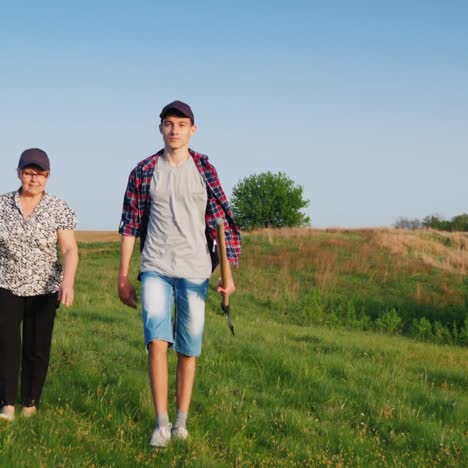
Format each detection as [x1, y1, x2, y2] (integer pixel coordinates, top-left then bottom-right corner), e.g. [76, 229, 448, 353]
[148, 339, 169, 354]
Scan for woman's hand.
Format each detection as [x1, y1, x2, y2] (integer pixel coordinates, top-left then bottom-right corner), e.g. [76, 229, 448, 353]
[58, 282, 74, 307]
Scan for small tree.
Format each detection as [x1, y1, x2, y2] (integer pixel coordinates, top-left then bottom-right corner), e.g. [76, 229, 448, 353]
[394, 217, 421, 230]
[231, 171, 310, 230]
[422, 214, 451, 231]
[451, 213, 468, 232]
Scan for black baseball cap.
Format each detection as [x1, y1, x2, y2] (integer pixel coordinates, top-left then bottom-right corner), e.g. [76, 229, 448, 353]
[159, 100, 194, 123]
[18, 148, 50, 171]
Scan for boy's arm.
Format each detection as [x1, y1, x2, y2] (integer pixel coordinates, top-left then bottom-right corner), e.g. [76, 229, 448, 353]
[217, 259, 236, 297]
[118, 234, 138, 308]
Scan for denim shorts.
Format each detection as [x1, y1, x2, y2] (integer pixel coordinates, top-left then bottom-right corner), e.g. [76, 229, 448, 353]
[141, 271, 209, 357]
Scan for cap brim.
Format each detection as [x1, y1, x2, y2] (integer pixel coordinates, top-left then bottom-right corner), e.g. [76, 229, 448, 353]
[19, 161, 49, 171]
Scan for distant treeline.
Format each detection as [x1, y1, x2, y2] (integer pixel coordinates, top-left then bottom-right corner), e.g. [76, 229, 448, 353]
[395, 213, 468, 232]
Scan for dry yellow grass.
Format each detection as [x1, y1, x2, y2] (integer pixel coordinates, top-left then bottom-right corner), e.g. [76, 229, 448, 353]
[76, 228, 468, 272]
[75, 228, 467, 303]
[372, 228, 468, 275]
[239, 228, 368, 301]
[237, 227, 467, 306]
[75, 231, 120, 243]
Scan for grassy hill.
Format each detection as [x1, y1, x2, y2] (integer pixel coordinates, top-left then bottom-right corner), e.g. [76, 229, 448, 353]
[0, 229, 467, 466]
[237, 228, 467, 345]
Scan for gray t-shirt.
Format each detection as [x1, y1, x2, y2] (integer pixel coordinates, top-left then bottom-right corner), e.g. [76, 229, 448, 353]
[140, 156, 212, 279]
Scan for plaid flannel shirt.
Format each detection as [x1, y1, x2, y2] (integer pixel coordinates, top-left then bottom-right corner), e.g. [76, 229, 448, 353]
[119, 149, 241, 270]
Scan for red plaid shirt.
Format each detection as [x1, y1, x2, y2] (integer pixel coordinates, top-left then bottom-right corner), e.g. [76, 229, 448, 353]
[119, 149, 241, 268]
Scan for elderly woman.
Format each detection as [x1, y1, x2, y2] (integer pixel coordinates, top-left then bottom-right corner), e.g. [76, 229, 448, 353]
[0, 148, 78, 421]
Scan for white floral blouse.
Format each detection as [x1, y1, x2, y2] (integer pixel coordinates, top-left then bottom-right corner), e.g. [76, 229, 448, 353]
[0, 191, 77, 296]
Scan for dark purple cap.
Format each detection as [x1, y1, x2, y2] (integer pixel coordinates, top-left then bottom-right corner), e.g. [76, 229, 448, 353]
[18, 148, 50, 171]
[159, 100, 194, 123]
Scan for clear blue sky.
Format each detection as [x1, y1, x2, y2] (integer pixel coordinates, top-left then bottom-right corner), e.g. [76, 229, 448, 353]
[1, 1, 467, 229]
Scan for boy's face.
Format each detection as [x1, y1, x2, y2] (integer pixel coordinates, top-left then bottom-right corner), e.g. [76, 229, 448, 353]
[159, 115, 196, 150]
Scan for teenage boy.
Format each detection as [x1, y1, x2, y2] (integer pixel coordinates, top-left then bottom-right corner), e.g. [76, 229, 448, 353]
[118, 100, 240, 447]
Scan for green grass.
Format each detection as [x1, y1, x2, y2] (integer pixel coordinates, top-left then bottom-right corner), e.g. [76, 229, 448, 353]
[1, 233, 467, 466]
[238, 230, 468, 344]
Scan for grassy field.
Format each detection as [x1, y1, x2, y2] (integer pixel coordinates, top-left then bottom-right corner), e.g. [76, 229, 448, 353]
[0, 229, 467, 466]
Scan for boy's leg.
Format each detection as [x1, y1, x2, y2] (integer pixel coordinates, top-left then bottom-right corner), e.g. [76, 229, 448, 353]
[173, 278, 209, 437]
[148, 342, 173, 447]
[176, 354, 196, 413]
[148, 340, 169, 419]
[141, 272, 174, 447]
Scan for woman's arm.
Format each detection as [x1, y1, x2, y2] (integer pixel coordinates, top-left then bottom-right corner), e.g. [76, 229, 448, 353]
[57, 229, 79, 307]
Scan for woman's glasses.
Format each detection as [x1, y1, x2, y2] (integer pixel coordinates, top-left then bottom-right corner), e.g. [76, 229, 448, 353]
[22, 170, 49, 180]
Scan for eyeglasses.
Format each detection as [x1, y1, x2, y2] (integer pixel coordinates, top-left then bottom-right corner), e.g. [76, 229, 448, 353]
[22, 170, 49, 180]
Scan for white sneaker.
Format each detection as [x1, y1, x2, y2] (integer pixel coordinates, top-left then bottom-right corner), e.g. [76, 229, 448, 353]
[149, 424, 172, 448]
[171, 426, 189, 441]
[0, 406, 15, 422]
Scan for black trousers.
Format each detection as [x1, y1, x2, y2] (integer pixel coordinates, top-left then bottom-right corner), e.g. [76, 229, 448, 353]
[0, 288, 58, 407]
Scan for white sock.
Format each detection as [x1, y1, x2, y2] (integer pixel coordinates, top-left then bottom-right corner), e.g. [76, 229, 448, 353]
[157, 412, 170, 429]
[174, 410, 187, 429]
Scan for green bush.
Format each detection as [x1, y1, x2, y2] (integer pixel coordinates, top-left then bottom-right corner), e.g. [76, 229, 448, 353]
[375, 309, 403, 335]
[433, 320, 453, 344]
[460, 319, 468, 346]
[410, 318, 434, 341]
[231, 172, 310, 230]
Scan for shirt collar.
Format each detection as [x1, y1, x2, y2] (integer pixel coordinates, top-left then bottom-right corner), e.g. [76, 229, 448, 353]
[12, 190, 21, 209]
[13, 189, 48, 211]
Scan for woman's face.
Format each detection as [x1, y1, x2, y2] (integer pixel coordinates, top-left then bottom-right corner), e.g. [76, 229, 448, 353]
[19, 165, 49, 196]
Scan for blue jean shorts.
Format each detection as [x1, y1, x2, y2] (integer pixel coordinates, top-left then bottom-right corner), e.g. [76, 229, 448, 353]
[141, 271, 209, 357]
